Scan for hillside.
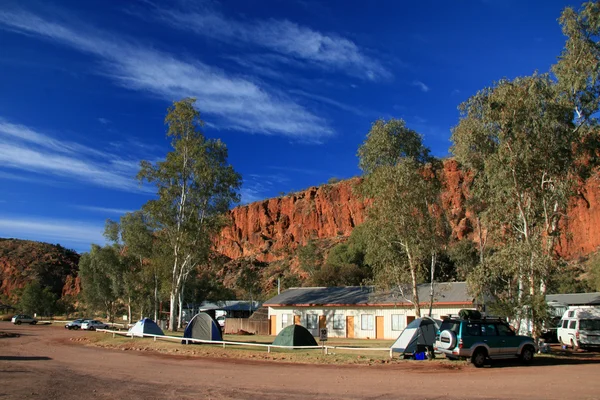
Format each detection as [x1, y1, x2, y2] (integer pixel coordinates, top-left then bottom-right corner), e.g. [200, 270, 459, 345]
[216, 159, 600, 262]
[0, 238, 80, 302]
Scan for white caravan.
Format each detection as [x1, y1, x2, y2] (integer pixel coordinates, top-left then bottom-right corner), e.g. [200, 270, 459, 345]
[557, 307, 600, 350]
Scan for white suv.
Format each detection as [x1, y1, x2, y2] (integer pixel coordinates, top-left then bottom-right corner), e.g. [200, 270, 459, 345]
[81, 320, 109, 331]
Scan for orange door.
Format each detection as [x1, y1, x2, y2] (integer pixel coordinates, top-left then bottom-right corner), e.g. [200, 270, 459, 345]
[294, 315, 301, 325]
[407, 316, 416, 326]
[270, 315, 277, 335]
[346, 316, 354, 338]
[376, 316, 384, 339]
[319, 315, 327, 329]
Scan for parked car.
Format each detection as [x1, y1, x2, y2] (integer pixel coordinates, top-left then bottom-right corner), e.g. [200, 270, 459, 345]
[216, 315, 226, 328]
[81, 320, 109, 331]
[434, 315, 537, 368]
[65, 319, 88, 330]
[540, 316, 561, 344]
[11, 314, 37, 325]
[558, 307, 600, 350]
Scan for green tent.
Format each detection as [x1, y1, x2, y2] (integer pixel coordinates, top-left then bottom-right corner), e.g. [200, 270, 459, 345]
[272, 324, 318, 347]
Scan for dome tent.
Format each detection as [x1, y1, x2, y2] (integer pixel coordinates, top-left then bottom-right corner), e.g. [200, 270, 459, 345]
[128, 318, 164, 337]
[183, 312, 222, 344]
[390, 317, 440, 355]
[272, 324, 318, 347]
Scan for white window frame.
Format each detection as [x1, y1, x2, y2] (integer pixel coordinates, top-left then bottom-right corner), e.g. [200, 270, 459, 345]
[281, 313, 292, 328]
[333, 314, 345, 330]
[307, 314, 318, 330]
[361, 314, 374, 330]
[391, 314, 403, 331]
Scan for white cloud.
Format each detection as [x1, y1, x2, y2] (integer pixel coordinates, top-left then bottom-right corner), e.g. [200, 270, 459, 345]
[0, 216, 105, 247]
[151, 6, 391, 82]
[412, 80, 430, 93]
[0, 118, 148, 192]
[0, 9, 333, 140]
[98, 117, 110, 124]
[75, 205, 134, 215]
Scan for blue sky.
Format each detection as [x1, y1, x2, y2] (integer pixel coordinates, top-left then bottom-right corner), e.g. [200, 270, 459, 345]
[0, 0, 584, 252]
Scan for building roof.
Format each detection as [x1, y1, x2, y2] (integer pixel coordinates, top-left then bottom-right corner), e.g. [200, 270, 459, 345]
[264, 282, 473, 307]
[546, 292, 600, 306]
[198, 300, 261, 312]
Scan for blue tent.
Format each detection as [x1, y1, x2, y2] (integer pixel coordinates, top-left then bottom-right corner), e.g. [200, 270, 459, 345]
[128, 318, 164, 337]
[183, 312, 222, 344]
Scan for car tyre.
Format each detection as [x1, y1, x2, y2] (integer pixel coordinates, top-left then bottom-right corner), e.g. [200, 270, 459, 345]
[15, 321, 21, 325]
[74, 326, 80, 330]
[31, 321, 37, 325]
[471, 349, 487, 368]
[520, 345, 534, 365]
[571, 339, 578, 351]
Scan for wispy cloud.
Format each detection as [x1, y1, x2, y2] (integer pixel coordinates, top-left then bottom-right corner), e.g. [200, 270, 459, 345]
[75, 205, 134, 215]
[0, 8, 333, 140]
[0, 118, 148, 192]
[412, 80, 430, 93]
[149, 4, 391, 82]
[289, 89, 370, 117]
[98, 117, 110, 124]
[0, 215, 105, 248]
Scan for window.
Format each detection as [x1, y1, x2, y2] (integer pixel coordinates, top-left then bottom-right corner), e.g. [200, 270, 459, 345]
[391, 315, 403, 331]
[307, 314, 318, 330]
[281, 314, 292, 328]
[562, 320, 569, 329]
[481, 323, 497, 336]
[361, 314, 374, 330]
[569, 320, 577, 329]
[568, 311, 575, 318]
[580, 319, 600, 331]
[497, 323, 514, 336]
[440, 320, 461, 335]
[333, 314, 345, 330]
[464, 323, 481, 336]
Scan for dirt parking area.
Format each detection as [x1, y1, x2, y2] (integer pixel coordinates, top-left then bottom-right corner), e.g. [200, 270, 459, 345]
[1, 322, 600, 400]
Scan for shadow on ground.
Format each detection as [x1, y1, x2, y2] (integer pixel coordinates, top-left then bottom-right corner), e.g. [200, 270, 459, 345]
[0, 356, 52, 361]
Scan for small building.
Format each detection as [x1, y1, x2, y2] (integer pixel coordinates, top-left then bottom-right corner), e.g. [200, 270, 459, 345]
[264, 282, 475, 339]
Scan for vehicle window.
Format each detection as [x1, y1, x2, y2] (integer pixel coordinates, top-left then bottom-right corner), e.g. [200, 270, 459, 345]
[580, 319, 600, 331]
[481, 323, 497, 336]
[562, 320, 569, 328]
[569, 320, 577, 329]
[568, 311, 575, 318]
[497, 323, 514, 336]
[464, 323, 481, 336]
[440, 320, 460, 334]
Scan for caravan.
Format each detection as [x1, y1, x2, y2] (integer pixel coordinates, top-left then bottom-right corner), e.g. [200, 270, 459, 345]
[558, 307, 600, 350]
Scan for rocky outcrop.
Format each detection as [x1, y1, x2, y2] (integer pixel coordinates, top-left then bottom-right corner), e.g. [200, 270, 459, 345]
[216, 178, 368, 262]
[0, 238, 80, 302]
[217, 160, 600, 262]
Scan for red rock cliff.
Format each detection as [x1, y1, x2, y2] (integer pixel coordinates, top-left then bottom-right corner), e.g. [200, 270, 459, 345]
[217, 160, 600, 262]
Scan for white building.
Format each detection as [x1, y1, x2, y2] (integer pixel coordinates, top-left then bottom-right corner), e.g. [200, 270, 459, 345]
[264, 282, 476, 339]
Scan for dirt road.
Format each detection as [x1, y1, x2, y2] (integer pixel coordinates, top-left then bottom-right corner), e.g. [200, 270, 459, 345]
[1, 322, 599, 399]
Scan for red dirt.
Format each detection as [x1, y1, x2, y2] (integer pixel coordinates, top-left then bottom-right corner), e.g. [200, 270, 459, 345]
[1, 323, 600, 399]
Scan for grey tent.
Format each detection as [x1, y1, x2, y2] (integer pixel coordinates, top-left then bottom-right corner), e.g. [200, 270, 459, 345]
[391, 317, 440, 354]
[272, 325, 318, 347]
[183, 312, 222, 344]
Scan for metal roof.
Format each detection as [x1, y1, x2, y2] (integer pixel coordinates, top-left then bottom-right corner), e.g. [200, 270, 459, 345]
[546, 292, 600, 306]
[264, 282, 473, 307]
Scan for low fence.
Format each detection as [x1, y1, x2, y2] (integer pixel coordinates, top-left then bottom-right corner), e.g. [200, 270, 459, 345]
[96, 329, 394, 358]
[223, 318, 269, 335]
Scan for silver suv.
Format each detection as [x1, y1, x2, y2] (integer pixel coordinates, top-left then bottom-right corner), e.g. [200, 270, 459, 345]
[11, 314, 37, 325]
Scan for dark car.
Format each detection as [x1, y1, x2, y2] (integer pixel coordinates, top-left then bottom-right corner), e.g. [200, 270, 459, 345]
[435, 316, 537, 368]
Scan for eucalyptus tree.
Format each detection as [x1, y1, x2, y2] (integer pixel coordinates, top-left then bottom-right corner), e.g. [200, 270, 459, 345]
[451, 1, 600, 336]
[138, 98, 241, 331]
[357, 119, 445, 317]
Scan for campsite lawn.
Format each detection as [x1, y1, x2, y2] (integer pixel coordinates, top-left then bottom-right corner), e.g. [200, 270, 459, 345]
[81, 330, 456, 367]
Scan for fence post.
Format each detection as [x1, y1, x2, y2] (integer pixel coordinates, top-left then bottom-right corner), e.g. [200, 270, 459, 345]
[223, 342, 226, 349]
[268, 345, 271, 353]
[112, 332, 115, 338]
[389, 349, 393, 359]
[154, 336, 157, 342]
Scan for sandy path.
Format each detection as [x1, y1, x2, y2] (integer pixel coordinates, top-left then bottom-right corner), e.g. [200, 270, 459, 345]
[1, 322, 599, 399]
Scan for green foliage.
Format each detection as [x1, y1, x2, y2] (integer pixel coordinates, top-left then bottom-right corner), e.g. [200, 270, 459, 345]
[137, 98, 241, 330]
[447, 240, 480, 280]
[327, 177, 341, 184]
[357, 118, 432, 174]
[296, 239, 324, 278]
[78, 244, 123, 320]
[18, 281, 58, 316]
[547, 261, 593, 294]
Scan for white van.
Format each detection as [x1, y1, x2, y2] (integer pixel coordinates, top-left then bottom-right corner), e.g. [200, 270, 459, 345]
[557, 307, 600, 350]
